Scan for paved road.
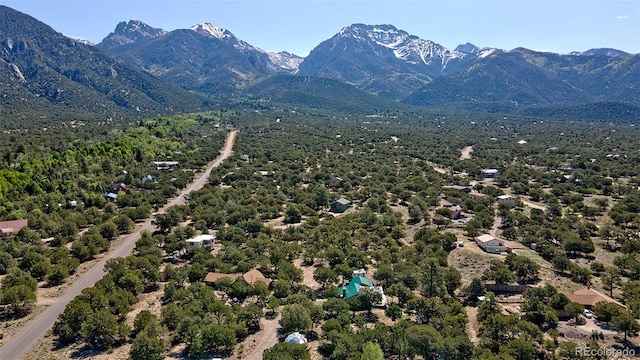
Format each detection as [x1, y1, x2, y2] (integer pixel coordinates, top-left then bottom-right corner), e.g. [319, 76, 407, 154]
[0, 130, 237, 360]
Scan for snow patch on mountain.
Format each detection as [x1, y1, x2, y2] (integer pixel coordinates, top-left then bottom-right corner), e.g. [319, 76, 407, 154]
[569, 48, 630, 57]
[268, 52, 304, 71]
[74, 39, 95, 46]
[478, 48, 497, 58]
[191, 22, 302, 73]
[190, 22, 233, 40]
[340, 24, 470, 67]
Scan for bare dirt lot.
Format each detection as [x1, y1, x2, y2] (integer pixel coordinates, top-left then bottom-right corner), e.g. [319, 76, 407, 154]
[460, 145, 474, 160]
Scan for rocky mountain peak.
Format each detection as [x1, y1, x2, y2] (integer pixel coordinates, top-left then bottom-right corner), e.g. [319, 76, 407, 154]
[99, 20, 166, 50]
[455, 42, 481, 54]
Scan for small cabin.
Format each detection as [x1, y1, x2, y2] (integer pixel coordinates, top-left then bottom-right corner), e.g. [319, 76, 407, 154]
[330, 198, 351, 213]
[103, 192, 118, 202]
[482, 169, 501, 178]
[497, 195, 517, 207]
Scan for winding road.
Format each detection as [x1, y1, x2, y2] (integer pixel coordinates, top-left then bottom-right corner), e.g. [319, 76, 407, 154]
[0, 130, 237, 360]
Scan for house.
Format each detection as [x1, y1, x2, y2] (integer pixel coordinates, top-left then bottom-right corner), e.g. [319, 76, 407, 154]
[329, 177, 344, 187]
[153, 161, 178, 171]
[470, 191, 488, 199]
[330, 198, 351, 213]
[203, 272, 240, 285]
[352, 269, 367, 278]
[203, 269, 272, 287]
[340, 276, 373, 299]
[450, 204, 462, 219]
[482, 169, 501, 178]
[475, 234, 507, 253]
[114, 183, 128, 192]
[239, 154, 250, 162]
[242, 269, 272, 287]
[339, 276, 387, 307]
[497, 194, 517, 207]
[559, 160, 574, 172]
[566, 287, 628, 310]
[258, 171, 277, 177]
[0, 219, 28, 238]
[103, 192, 118, 202]
[185, 234, 215, 249]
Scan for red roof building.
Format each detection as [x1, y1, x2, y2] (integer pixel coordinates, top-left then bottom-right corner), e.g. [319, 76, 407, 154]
[567, 287, 627, 310]
[0, 219, 28, 238]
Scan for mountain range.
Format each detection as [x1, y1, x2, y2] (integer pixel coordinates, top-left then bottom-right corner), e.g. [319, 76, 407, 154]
[1, 5, 638, 125]
[0, 6, 212, 126]
[97, 21, 303, 97]
[297, 24, 499, 99]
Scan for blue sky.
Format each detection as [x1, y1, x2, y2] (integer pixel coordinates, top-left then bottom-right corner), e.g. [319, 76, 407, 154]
[2, 0, 638, 56]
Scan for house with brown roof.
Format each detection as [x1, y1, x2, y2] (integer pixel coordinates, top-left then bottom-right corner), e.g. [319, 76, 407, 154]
[470, 191, 488, 199]
[566, 287, 627, 310]
[114, 183, 128, 192]
[242, 269, 272, 287]
[203, 272, 240, 285]
[204, 269, 271, 287]
[0, 219, 28, 238]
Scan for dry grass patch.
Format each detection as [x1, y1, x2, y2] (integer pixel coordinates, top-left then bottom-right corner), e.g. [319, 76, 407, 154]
[448, 247, 495, 287]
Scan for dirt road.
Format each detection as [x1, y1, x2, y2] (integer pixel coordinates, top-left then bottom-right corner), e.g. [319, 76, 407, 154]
[233, 314, 281, 360]
[521, 198, 546, 211]
[0, 130, 237, 360]
[490, 216, 501, 237]
[426, 161, 448, 175]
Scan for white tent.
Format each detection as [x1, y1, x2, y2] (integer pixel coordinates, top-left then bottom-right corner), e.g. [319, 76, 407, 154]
[285, 332, 308, 345]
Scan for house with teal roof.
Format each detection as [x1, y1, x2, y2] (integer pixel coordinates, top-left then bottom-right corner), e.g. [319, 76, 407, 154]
[339, 276, 373, 299]
[339, 276, 387, 307]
